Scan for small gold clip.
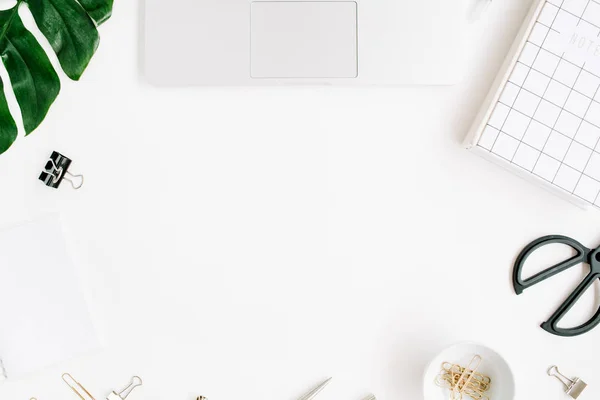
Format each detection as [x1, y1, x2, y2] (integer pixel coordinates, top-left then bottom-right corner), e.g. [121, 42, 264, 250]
[62, 373, 96, 400]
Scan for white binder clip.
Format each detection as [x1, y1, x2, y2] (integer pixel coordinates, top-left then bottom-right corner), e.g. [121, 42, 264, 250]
[106, 376, 143, 400]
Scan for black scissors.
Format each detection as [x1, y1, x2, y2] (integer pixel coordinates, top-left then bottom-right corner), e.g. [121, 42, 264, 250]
[513, 235, 600, 337]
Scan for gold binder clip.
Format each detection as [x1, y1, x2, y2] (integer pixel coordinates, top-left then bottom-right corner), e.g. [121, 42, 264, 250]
[548, 366, 587, 399]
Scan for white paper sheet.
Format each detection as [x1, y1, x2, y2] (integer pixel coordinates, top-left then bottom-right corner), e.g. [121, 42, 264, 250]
[0, 215, 99, 380]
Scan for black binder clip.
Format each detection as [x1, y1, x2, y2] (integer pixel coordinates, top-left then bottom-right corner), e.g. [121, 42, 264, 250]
[39, 151, 84, 190]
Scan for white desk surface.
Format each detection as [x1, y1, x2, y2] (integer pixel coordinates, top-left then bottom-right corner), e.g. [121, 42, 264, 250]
[2, 0, 600, 399]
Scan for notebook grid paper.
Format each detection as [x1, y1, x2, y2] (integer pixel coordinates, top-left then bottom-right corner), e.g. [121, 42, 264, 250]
[478, 0, 600, 207]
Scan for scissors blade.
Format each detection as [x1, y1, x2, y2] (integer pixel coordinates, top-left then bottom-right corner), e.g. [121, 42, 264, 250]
[297, 378, 332, 400]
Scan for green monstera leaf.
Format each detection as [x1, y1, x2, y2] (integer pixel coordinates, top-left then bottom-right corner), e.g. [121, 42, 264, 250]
[0, 0, 113, 154]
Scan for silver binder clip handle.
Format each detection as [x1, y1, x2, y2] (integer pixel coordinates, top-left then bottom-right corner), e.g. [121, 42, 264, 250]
[107, 376, 142, 400]
[64, 171, 84, 190]
[548, 366, 575, 389]
[548, 366, 587, 399]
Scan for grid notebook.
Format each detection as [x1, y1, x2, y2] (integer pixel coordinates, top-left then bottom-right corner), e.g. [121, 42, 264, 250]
[466, 0, 600, 208]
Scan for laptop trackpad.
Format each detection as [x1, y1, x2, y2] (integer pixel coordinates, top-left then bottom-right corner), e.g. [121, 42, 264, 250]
[251, 1, 358, 79]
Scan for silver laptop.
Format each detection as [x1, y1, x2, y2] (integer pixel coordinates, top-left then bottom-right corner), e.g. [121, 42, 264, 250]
[144, 0, 464, 86]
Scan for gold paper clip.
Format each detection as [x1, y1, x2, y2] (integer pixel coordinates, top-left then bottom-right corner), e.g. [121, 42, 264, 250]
[62, 373, 95, 400]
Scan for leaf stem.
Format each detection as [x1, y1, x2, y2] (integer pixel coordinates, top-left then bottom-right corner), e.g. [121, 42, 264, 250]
[0, 1, 24, 45]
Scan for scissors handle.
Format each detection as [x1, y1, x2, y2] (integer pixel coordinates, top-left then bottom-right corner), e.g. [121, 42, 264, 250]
[513, 235, 588, 295]
[542, 272, 600, 336]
